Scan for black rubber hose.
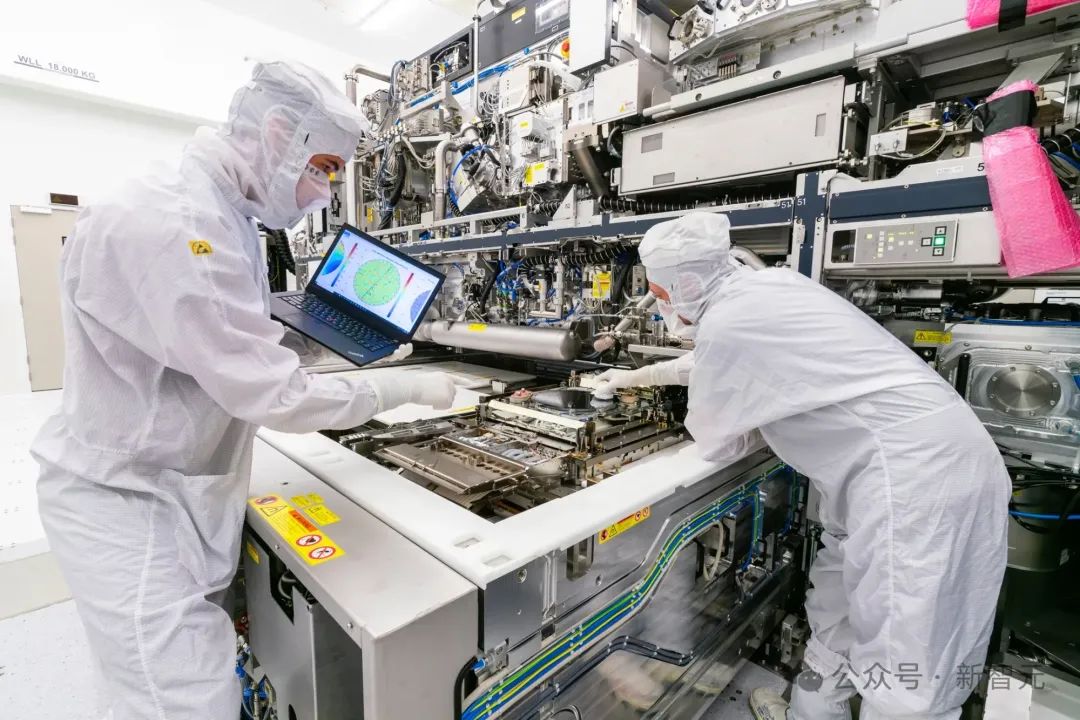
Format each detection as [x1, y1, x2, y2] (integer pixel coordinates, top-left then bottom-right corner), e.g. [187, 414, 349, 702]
[600, 196, 695, 214]
[518, 245, 630, 269]
[378, 150, 407, 230]
[453, 656, 478, 720]
[610, 249, 639, 301]
[477, 261, 498, 314]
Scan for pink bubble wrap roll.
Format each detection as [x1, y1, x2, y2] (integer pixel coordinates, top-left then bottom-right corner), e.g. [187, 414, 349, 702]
[982, 81, 1080, 277]
[968, 0, 1080, 29]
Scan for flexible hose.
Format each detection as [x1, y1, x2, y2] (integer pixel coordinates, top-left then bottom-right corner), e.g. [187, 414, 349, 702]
[600, 196, 695, 213]
[518, 245, 630, 269]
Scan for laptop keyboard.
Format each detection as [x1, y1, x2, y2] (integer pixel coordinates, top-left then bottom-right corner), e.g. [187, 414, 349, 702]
[281, 294, 395, 353]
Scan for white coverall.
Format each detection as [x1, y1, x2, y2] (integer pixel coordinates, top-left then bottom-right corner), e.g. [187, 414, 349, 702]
[31, 61, 450, 720]
[630, 214, 1011, 719]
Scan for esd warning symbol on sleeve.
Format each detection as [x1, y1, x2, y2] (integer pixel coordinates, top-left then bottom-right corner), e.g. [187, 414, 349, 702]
[188, 240, 213, 256]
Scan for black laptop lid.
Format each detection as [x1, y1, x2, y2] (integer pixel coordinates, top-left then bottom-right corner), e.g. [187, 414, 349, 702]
[307, 225, 445, 341]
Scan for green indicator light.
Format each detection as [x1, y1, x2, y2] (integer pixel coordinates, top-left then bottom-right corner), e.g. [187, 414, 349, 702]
[933, 237, 947, 247]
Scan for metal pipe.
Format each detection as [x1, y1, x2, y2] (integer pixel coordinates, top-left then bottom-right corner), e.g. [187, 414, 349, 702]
[345, 63, 392, 105]
[433, 135, 454, 220]
[592, 292, 656, 353]
[471, 2, 483, 117]
[570, 138, 611, 199]
[730, 246, 768, 270]
[416, 320, 581, 361]
[614, 292, 656, 335]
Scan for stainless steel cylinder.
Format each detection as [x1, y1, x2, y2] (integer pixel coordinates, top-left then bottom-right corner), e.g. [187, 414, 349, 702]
[417, 320, 581, 361]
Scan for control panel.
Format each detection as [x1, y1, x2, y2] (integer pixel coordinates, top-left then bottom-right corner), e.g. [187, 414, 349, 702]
[832, 220, 958, 266]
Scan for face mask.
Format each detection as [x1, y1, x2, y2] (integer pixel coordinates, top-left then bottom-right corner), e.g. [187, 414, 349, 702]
[295, 163, 332, 214]
[657, 299, 697, 340]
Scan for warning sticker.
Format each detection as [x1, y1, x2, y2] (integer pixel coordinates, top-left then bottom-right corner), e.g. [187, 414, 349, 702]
[913, 330, 952, 345]
[468, 323, 488, 332]
[591, 272, 612, 300]
[598, 506, 652, 545]
[305, 504, 341, 526]
[290, 493, 324, 508]
[188, 240, 213, 256]
[246, 541, 260, 565]
[247, 495, 345, 566]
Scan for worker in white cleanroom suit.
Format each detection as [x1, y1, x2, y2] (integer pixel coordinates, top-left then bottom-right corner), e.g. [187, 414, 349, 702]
[594, 213, 1010, 720]
[31, 61, 457, 720]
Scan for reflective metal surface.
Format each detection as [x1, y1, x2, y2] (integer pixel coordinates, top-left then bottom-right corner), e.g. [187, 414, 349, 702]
[988, 365, 1062, 418]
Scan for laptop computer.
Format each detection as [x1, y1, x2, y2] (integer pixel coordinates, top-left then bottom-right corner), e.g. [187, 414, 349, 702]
[270, 224, 445, 366]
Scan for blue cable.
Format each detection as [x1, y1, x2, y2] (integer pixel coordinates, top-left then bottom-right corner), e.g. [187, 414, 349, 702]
[448, 145, 490, 209]
[1052, 151, 1080, 171]
[1011, 510, 1080, 521]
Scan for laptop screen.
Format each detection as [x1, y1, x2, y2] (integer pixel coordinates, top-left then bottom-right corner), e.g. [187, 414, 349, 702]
[311, 226, 443, 336]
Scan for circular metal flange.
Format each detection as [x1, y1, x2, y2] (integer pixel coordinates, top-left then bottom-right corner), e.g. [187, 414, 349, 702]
[986, 365, 1061, 418]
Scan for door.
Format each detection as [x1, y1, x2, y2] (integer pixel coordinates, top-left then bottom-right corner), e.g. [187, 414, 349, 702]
[11, 205, 78, 391]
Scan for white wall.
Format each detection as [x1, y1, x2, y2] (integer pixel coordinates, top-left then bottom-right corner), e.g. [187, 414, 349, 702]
[0, 0, 394, 395]
[0, 87, 198, 395]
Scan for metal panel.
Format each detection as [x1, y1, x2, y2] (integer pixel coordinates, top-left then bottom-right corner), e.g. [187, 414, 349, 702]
[395, 204, 794, 256]
[621, 77, 847, 194]
[593, 59, 667, 123]
[828, 176, 992, 221]
[568, 0, 609, 72]
[246, 440, 479, 720]
[11, 205, 77, 390]
[245, 538, 364, 720]
[823, 211, 1005, 278]
[478, 0, 571, 68]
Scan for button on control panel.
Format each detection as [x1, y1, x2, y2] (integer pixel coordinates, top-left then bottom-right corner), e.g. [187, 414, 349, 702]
[853, 220, 958, 265]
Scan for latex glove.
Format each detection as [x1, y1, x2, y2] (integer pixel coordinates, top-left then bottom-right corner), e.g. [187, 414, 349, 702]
[592, 354, 695, 400]
[593, 368, 644, 400]
[367, 371, 458, 411]
[410, 372, 458, 409]
[381, 342, 414, 364]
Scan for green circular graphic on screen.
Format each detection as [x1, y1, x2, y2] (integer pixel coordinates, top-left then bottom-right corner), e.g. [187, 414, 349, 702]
[353, 259, 401, 306]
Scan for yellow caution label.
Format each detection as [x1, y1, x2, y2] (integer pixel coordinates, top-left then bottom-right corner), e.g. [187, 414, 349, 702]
[248, 495, 345, 566]
[290, 493, 324, 508]
[519, 120, 530, 128]
[913, 330, 952, 345]
[599, 506, 652, 544]
[512, 7, 527, 21]
[246, 541, 260, 565]
[524, 162, 548, 186]
[468, 323, 488, 332]
[188, 240, 213, 256]
[366, 206, 375, 223]
[305, 504, 341, 526]
[591, 271, 612, 299]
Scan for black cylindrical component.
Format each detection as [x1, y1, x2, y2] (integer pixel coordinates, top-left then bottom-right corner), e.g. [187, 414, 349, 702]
[570, 138, 611, 199]
[955, 352, 971, 398]
[477, 262, 498, 314]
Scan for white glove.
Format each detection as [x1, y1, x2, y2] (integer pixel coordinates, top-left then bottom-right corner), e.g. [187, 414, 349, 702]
[379, 342, 414, 364]
[367, 372, 458, 411]
[592, 354, 695, 400]
[410, 372, 458, 410]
